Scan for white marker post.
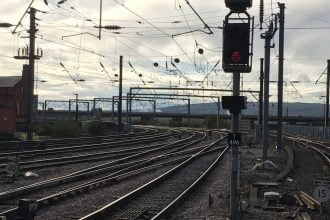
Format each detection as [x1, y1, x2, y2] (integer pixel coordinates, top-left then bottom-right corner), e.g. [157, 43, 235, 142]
[313, 180, 330, 215]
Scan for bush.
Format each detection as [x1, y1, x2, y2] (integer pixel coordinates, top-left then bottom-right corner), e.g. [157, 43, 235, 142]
[87, 121, 106, 135]
[0, 132, 21, 141]
[37, 120, 82, 137]
[204, 116, 218, 128]
[204, 116, 231, 129]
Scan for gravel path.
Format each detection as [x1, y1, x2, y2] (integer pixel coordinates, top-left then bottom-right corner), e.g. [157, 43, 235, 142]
[240, 139, 330, 220]
[279, 144, 330, 220]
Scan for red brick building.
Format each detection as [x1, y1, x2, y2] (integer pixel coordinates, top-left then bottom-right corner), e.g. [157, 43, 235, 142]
[0, 65, 29, 132]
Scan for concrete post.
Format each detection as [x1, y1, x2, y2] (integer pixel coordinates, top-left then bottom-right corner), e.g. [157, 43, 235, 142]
[118, 56, 123, 132]
[277, 3, 285, 150]
[262, 32, 272, 162]
[27, 8, 36, 140]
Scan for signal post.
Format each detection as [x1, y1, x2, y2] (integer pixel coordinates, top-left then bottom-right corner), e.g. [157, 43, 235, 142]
[222, 1, 254, 219]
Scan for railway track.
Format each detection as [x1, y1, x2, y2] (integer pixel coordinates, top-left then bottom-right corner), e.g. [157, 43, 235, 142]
[77, 134, 228, 220]
[0, 129, 179, 173]
[0, 128, 219, 219]
[283, 132, 330, 166]
[0, 130, 199, 198]
[0, 127, 159, 154]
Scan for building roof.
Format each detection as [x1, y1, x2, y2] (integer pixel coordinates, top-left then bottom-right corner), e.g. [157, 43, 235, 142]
[0, 76, 22, 88]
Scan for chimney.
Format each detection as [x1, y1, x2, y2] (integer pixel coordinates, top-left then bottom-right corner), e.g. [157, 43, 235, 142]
[22, 64, 29, 79]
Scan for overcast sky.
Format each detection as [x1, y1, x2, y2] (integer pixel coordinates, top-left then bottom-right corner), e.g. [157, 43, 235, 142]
[0, 0, 330, 108]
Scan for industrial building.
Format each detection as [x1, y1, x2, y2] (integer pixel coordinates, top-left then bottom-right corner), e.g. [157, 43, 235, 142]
[0, 65, 30, 132]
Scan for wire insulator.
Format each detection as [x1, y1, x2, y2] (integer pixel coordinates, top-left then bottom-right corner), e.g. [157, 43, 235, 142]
[260, 0, 264, 30]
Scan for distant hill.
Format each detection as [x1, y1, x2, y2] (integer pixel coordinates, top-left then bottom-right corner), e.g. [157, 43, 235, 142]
[160, 102, 324, 117]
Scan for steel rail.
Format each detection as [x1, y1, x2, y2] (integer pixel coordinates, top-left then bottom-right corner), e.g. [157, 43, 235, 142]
[0, 130, 174, 162]
[283, 132, 330, 153]
[0, 145, 226, 220]
[0, 132, 176, 173]
[309, 146, 330, 166]
[0, 129, 184, 173]
[0, 130, 174, 158]
[0, 130, 202, 202]
[151, 146, 229, 219]
[0, 130, 159, 155]
[282, 132, 330, 167]
[0, 127, 152, 151]
[79, 135, 226, 220]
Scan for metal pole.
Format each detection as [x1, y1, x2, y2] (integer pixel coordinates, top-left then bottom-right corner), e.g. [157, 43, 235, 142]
[277, 3, 285, 150]
[262, 33, 271, 162]
[98, 0, 102, 39]
[230, 72, 240, 220]
[129, 88, 132, 126]
[93, 98, 96, 116]
[326, 60, 330, 127]
[118, 56, 123, 132]
[27, 8, 36, 140]
[112, 96, 115, 122]
[217, 97, 220, 128]
[126, 95, 129, 123]
[259, 58, 264, 127]
[286, 101, 289, 117]
[75, 94, 78, 121]
[187, 99, 191, 124]
[153, 100, 156, 121]
[69, 100, 71, 119]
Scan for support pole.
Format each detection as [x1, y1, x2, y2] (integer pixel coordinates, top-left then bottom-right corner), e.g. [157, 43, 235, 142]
[326, 60, 330, 127]
[126, 95, 129, 123]
[118, 56, 123, 132]
[188, 99, 191, 123]
[93, 99, 96, 116]
[277, 3, 285, 150]
[112, 96, 115, 122]
[129, 88, 133, 127]
[69, 100, 71, 117]
[98, 0, 102, 39]
[258, 58, 264, 143]
[258, 58, 264, 127]
[27, 8, 36, 140]
[230, 72, 240, 220]
[262, 32, 272, 162]
[217, 97, 220, 128]
[153, 100, 156, 121]
[75, 94, 78, 121]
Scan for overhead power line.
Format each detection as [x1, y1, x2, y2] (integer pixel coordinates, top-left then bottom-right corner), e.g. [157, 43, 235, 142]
[111, 0, 196, 69]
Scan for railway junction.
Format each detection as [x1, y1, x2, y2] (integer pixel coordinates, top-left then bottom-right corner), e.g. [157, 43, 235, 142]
[0, 0, 330, 220]
[0, 125, 329, 220]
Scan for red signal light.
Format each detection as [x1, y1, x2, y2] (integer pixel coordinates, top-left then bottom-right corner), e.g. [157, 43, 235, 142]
[231, 51, 241, 63]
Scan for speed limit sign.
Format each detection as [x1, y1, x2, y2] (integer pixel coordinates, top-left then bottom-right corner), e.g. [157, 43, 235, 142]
[313, 186, 330, 203]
